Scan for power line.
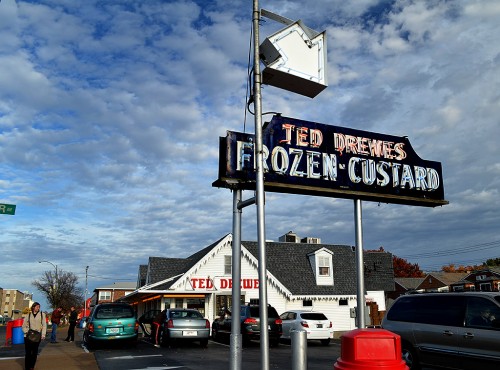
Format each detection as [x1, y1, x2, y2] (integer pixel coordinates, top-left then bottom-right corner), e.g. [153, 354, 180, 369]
[399, 240, 500, 259]
[86, 274, 135, 281]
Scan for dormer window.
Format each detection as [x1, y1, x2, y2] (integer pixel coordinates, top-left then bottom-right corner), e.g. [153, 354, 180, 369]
[319, 256, 330, 276]
[307, 248, 334, 286]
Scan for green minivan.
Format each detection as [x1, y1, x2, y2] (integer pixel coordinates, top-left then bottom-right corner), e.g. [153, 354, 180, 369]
[83, 302, 139, 349]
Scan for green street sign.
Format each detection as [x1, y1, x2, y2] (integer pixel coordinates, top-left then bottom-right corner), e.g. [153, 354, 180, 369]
[0, 203, 16, 215]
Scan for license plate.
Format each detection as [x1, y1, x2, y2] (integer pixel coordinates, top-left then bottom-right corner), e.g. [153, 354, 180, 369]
[107, 327, 120, 334]
[183, 330, 197, 336]
[317, 324, 323, 328]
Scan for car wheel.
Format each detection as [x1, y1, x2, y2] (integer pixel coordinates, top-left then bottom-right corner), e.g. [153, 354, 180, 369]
[200, 339, 208, 348]
[402, 343, 420, 370]
[83, 332, 93, 350]
[320, 338, 330, 346]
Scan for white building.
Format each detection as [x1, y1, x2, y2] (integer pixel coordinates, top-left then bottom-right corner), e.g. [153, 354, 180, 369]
[120, 232, 394, 337]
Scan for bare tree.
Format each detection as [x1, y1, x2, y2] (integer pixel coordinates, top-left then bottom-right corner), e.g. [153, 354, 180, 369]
[32, 269, 84, 310]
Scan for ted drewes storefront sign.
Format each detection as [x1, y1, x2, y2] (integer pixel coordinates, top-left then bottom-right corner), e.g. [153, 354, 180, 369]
[190, 277, 259, 290]
[214, 115, 447, 207]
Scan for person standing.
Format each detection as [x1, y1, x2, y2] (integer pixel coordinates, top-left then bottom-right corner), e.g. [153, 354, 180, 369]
[50, 307, 63, 343]
[22, 302, 47, 370]
[151, 310, 166, 348]
[64, 306, 77, 342]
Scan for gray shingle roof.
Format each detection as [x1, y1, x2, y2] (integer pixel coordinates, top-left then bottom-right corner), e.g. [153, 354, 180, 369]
[242, 241, 394, 295]
[395, 277, 424, 289]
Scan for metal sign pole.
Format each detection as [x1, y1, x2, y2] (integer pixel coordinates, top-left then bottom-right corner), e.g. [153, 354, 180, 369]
[252, 1, 270, 369]
[230, 189, 243, 370]
[354, 199, 366, 328]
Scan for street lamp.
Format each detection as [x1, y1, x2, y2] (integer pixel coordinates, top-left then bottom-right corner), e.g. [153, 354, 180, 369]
[39, 260, 58, 303]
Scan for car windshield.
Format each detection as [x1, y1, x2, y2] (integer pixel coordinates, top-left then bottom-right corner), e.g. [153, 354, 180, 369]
[95, 305, 135, 319]
[300, 313, 328, 320]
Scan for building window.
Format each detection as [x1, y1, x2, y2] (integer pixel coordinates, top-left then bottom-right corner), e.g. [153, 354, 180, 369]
[224, 255, 232, 275]
[303, 300, 312, 307]
[318, 256, 330, 276]
[99, 291, 111, 301]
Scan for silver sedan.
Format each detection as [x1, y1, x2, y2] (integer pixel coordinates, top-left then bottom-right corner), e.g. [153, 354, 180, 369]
[159, 308, 210, 347]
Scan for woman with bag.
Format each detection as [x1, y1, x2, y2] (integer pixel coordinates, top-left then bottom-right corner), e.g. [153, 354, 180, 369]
[22, 302, 47, 370]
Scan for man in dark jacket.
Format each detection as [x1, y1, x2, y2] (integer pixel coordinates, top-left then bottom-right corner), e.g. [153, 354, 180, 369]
[64, 307, 78, 342]
[50, 307, 63, 343]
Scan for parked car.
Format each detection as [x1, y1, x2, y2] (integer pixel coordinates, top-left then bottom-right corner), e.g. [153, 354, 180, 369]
[382, 292, 500, 370]
[155, 308, 210, 347]
[83, 302, 139, 349]
[212, 303, 282, 346]
[280, 310, 332, 345]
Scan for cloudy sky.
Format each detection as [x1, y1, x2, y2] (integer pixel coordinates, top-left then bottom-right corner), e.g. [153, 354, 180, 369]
[1, 0, 499, 310]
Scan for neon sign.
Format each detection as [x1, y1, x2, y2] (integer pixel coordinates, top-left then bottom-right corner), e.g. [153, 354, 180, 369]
[214, 115, 447, 207]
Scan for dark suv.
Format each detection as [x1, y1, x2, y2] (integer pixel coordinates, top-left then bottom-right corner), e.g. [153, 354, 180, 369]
[382, 292, 500, 370]
[212, 303, 282, 346]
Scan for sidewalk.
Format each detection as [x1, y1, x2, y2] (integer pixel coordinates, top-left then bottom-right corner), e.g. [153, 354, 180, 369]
[0, 329, 99, 370]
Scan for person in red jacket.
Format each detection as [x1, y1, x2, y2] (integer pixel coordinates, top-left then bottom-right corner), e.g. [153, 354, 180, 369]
[50, 307, 63, 343]
[151, 310, 166, 348]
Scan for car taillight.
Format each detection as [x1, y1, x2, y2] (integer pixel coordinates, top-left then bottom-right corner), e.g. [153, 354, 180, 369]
[275, 318, 282, 325]
[167, 319, 174, 328]
[205, 319, 210, 329]
[329, 321, 332, 328]
[88, 323, 94, 333]
[244, 318, 258, 325]
[134, 321, 139, 331]
[300, 321, 309, 328]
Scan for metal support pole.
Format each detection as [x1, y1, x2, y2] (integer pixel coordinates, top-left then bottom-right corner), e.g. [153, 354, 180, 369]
[354, 199, 366, 328]
[84, 266, 89, 317]
[291, 329, 308, 370]
[55, 264, 58, 296]
[252, 1, 270, 369]
[230, 189, 243, 370]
